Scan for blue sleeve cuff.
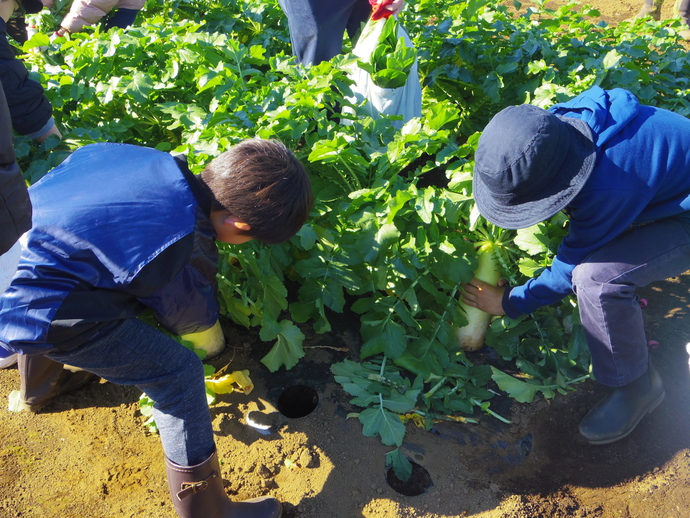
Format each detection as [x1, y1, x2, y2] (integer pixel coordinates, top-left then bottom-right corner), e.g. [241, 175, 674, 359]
[502, 286, 524, 319]
[27, 117, 55, 140]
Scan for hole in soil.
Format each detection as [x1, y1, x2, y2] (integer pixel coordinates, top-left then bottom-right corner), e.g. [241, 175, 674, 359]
[277, 385, 319, 418]
[386, 461, 433, 496]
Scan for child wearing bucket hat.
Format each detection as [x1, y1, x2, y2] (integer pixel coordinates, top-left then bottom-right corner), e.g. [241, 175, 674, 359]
[463, 85, 690, 445]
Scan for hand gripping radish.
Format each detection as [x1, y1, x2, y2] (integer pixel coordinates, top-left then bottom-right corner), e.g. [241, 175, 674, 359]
[457, 228, 511, 351]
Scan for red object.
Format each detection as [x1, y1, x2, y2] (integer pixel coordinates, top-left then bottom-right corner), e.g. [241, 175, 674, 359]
[370, 0, 395, 20]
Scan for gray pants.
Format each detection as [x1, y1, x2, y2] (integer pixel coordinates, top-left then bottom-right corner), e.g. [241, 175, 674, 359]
[572, 215, 690, 387]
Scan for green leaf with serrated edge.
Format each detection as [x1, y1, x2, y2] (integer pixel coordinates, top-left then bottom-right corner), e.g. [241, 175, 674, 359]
[360, 319, 407, 359]
[123, 72, 155, 104]
[490, 367, 539, 403]
[259, 310, 282, 342]
[515, 225, 550, 255]
[381, 388, 419, 414]
[297, 225, 317, 250]
[518, 257, 544, 278]
[359, 406, 405, 446]
[386, 448, 413, 482]
[261, 320, 305, 372]
[394, 349, 444, 381]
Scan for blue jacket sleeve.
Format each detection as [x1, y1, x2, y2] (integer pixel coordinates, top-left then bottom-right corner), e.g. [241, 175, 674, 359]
[504, 188, 650, 317]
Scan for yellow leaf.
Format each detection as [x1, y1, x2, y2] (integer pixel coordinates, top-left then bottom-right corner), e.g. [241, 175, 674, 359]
[205, 370, 254, 395]
[399, 413, 426, 429]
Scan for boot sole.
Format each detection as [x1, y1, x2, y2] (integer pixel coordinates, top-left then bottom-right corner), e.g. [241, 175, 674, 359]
[583, 389, 666, 445]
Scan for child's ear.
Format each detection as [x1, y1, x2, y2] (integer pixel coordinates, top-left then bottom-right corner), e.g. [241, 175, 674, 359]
[226, 215, 251, 232]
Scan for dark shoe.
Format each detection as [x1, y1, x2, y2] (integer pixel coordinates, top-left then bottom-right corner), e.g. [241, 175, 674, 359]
[18, 355, 97, 412]
[165, 449, 282, 518]
[579, 363, 665, 445]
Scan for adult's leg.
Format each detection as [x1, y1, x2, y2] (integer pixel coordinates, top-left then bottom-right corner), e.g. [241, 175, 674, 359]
[277, 0, 370, 65]
[675, 0, 690, 38]
[104, 8, 140, 29]
[635, 0, 663, 20]
[572, 216, 690, 444]
[17, 355, 96, 412]
[0, 240, 21, 368]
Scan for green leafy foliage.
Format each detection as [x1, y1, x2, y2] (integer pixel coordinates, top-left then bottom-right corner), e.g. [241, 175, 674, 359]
[357, 16, 418, 88]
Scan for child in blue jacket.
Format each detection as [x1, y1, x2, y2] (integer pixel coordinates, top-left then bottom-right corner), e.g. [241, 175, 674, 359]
[462, 86, 690, 445]
[0, 138, 313, 518]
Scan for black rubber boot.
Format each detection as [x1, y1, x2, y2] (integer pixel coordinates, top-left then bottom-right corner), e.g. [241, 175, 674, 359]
[579, 362, 665, 445]
[18, 355, 97, 412]
[165, 449, 282, 518]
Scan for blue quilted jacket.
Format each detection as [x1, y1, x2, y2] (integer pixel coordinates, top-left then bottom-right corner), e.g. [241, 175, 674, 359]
[0, 143, 219, 355]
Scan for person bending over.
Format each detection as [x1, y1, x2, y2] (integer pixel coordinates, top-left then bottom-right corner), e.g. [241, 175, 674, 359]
[463, 86, 690, 445]
[0, 138, 313, 518]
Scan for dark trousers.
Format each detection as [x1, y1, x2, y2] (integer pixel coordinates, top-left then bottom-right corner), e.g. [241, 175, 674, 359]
[104, 8, 140, 30]
[47, 318, 216, 466]
[572, 215, 690, 387]
[277, 0, 371, 65]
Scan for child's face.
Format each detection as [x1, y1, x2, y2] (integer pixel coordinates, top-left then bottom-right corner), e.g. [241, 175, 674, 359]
[211, 211, 254, 245]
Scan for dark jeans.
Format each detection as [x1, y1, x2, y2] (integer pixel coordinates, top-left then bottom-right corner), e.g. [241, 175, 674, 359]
[572, 215, 690, 386]
[47, 318, 216, 466]
[105, 8, 140, 30]
[277, 0, 371, 65]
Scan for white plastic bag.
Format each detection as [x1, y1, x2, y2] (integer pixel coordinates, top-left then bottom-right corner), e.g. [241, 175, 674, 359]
[342, 16, 422, 129]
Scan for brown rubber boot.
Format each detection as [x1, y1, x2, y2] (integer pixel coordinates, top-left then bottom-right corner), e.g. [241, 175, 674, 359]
[18, 355, 97, 412]
[165, 450, 282, 518]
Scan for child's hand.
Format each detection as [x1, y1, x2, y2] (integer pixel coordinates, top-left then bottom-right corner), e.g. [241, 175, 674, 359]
[461, 278, 507, 316]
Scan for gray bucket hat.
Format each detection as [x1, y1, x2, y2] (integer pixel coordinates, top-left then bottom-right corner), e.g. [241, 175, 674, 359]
[472, 104, 597, 229]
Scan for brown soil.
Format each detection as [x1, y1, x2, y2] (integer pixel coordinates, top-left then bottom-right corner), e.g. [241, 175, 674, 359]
[3, 2, 690, 517]
[5, 272, 690, 518]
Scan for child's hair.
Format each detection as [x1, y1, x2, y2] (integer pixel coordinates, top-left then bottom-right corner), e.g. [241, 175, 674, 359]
[200, 138, 313, 244]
